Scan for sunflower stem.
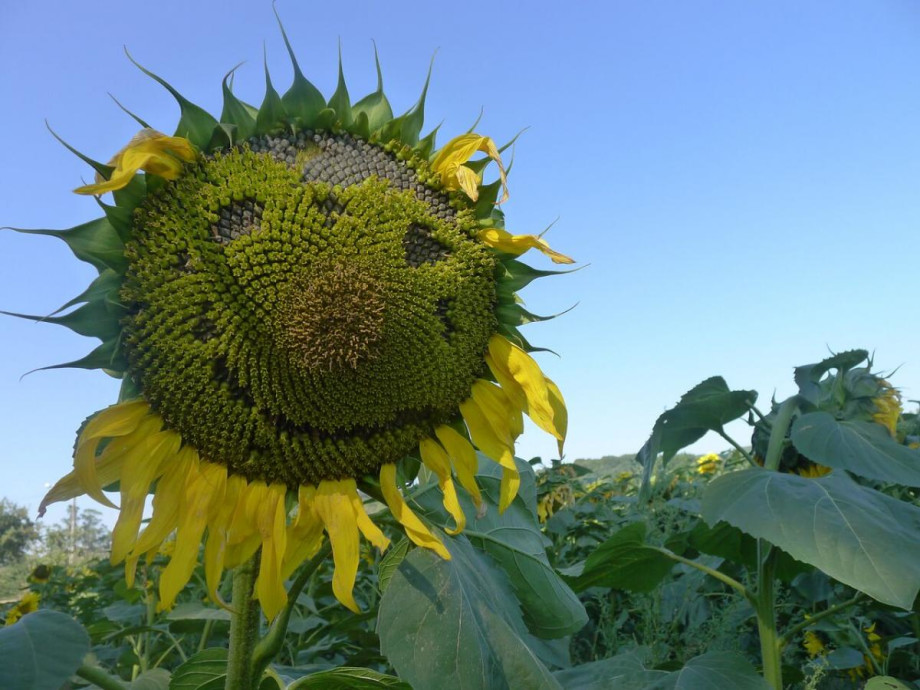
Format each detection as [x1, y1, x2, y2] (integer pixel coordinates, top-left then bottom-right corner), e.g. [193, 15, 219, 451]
[75, 664, 126, 690]
[226, 553, 261, 690]
[763, 397, 798, 472]
[755, 542, 783, 690]
[250, 541, 333, 680]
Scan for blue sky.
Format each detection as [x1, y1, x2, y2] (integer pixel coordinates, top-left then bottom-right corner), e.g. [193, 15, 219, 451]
[2, 1, 919, 526]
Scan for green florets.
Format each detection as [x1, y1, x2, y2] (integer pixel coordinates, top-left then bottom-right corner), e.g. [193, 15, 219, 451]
[121, 132, 497, 486]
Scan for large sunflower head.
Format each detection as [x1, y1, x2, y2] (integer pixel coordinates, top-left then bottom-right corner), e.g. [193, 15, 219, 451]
[24, 21, 572, 619]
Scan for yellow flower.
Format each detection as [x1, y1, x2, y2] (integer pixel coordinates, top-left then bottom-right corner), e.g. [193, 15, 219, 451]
[803, 630, 826, 658]
[5, 592, 40, 625]
[31, 35, 571, 622]
[795, 463, 832, 479]
[74, 128, 197, 195]
[872, 380, 902, 436]
[696, 453, 720, 475]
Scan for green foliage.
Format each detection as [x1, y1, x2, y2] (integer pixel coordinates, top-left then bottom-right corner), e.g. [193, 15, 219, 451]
[0, 610, 89, 690]
[0, 498, 36, 566]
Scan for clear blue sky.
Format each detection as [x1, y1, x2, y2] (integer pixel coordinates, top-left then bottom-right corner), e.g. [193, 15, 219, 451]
[2, 1, 919, 527]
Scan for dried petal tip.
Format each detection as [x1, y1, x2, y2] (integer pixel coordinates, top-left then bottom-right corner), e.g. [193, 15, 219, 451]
[431, 133, 508, 203]
[74, 129, 197, 195]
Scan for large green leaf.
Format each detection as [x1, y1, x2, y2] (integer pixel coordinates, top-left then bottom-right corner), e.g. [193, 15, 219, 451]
[552, 649, 667, 690]
[687, 520, 808, 582]
[129, 668, 171, 690]
[413, 457, 587, 638]
[567, 522, 675, 593]
[637, 377, 756, 499]
[791, 411, 920, 486]
[794, 349, 868, 404]
[287, 667, 410, 689]
[702, 469, 920, 609]
[377, 536, 561, 690]
[646, 652, 769, 690]
[169, 648, 228, 690]
[0, 610, 90, 690]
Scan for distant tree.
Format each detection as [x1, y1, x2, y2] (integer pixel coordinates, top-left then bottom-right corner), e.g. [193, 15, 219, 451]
[39, 503, 111, 565]
[0, 499, 36, 566]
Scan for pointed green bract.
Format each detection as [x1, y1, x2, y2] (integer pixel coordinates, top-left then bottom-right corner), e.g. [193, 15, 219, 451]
[274, 4, 326, 128]
[400, 58, 433, 146]
[220, 66, 257, 144]
[94, 198, 133, 242]
[125, 48, 219, 149]
[108, 92, 151, 129]
[46, 122, 113, 180]
[50, 269, 122, 316]
[29, 339, 124, 376]
[416, 124, 441, 159]
[6, 218, 126, 273]
[2, 299, 121, 342]
[327, 46, 353, 128]
[352, 44, 394, 135]
[255, 50, 288, 136]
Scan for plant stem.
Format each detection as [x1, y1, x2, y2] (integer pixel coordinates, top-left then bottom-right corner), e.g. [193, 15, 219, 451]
[198, 618, 215, 653]
[764, 397, 798, 472]
[755, 543, 782, 690]
[75, 664, 126, 690]
[715, 430, 756, 467]
[225, 553, 261, 690]
[652, 547, 754, 604]
[778, 593, 864, 649]
[250, 541, 332, 680]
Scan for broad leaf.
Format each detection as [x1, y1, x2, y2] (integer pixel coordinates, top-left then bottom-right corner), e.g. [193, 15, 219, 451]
[792, 411, 920, 486]
[169, 648, 228, 690]
[688, 520, 808, 582]
[414, 457, 586, 638]
[865, 677, 914, 690]
[553, 649, 666, 690]
[166, 603, 231, 621]
[129, 668, 171, 690]
[569, 522, 675, 593]
[794, 350, 868, 404]
[287, 667, 410, 689]
[702, 469, 920, 609]
[0, 610, 90, 690]
[647, 652, 769, 689]
[378, 535, 561, 690]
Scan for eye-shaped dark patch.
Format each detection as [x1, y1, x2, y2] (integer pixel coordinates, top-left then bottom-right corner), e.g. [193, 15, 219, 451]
[403, 223, 450, 268]
[211, 199, 263, 244]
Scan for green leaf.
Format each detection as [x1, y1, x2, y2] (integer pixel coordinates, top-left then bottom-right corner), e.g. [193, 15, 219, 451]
[377, 536, 410, 595]
[637, 377, 756, 500]
[413, 457, 587, 638]
[352, 44, 394, 135]
[327, 46, 352, 128]
[129, 668, 171, 690]
[166, 603, 231, 621]
[569, 522, 675, 593]
[95, 197, 134, 241]
[6, 217, 126, 273]
[125, 49, 219, 149]
[865, 677, 915, 690]
[553, 649, 667, 690]
[0, 610, 90, 690]
[794, 349, 869, 403]
[287, 667, 411, 689]
[791, 411, 920, 486]
[646, 652, 769, 690]
[169, 648, 228, 690]
[687, 520, 807, 582]
[378, 536, 562, 690]
[274, 5, 326, 128]
[702, 468, 920, 609]
[220, 66, 256, 143]
[255, 51, 288, 136]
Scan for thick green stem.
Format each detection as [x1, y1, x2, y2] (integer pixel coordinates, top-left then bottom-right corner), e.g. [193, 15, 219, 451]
[764, 397, 798, 472]
[250, 541, 332, 680]
[75, 664, 126, 690]
[226, 554, 261, 690]
[652, 546, 754, 604]
[755, 544, 782, 690]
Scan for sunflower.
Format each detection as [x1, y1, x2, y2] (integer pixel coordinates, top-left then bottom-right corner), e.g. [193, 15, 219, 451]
[22, 22, 572, 620]
[4, 592, 40, 626]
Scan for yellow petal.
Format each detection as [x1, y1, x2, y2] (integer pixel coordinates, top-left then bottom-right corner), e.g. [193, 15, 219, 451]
[419, 438, 466, 535]
[111, 429, 181, 564]
[380, 464, 450, 560]
[282, 486, 326, 580]
[347, 491, 390, 552]
[313, 479, 362, 613]
[431, 133, 508, 204]
[72, 401, 151, 509]
[253, 483, 289, 621]
[487, 335, 563, 441]
[459, 396, 520, 512]
[470, 379, 520, 442]
[434, 425, 482, 510]
[159, 461, 227, 610]
[74, 129, 196, 195]
[478, 227, 573, 264]
[203, 474, 246, 607]
[545, 377, 568, 458]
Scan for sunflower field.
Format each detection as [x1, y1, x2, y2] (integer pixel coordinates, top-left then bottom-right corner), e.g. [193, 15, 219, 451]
[2, 10, 920, 690]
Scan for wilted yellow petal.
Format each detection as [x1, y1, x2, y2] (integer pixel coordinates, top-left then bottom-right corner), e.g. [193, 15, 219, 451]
[545, 377, 568, 457]
[470, 379, 520, 442]
[282, 485, 326, 580]
[380, 464, 450, 559]
[313, 479, 361, 613]
[431, 133, 508, 203]
[203, 474, 246, 607]
[434, 425, 482, 510]
[253, 483, 288, 621]
[347, 491, 390, 552]
[478, 227, 573, 264]
[459, 395, 520, 512]
[487, 335, 563, 441]
[419, 438, 466, 534]
[74, 129, 197, 195]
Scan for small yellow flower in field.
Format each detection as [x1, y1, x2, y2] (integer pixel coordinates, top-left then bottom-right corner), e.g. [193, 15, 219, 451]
[74, 129, 197, 195]
[28, 564, 51, 583]
[803, 630, 826, 658]
[4, 591, 40, 625]
[431, 133, 508, 203]
[696, 453, 720, 475]
[872, 381, 902, 436]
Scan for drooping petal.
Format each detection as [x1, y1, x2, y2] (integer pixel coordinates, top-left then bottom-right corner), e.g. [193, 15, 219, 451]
[487, 335, 564, 442]
[380, 463, 450, 559]
[478, 227, 573, 264]
[252, 483, 289, 621]
[313, 479, 362, 613]
[74, 129, 197, 195]
[419, 438, 466, 534]
[347, 491, 390, 552]
[203, 473, 246, 607]
[431, 133, 508, 203]
[470, 379, 521, 441]
[281, 485, 325, 580]
[434, 425, 482, 510]
[459, 396, 520, 512]
[545, 377, 568, 457]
